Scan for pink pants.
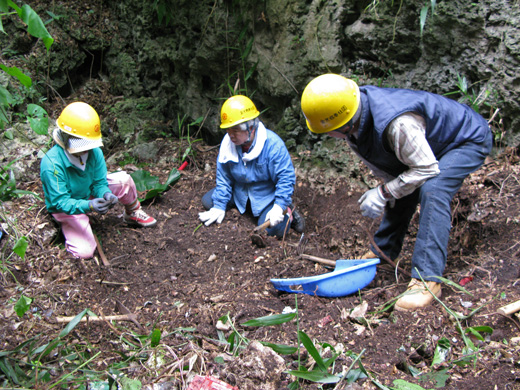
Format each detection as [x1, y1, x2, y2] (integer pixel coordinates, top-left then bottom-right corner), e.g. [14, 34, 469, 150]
[52, 171, 138, 259]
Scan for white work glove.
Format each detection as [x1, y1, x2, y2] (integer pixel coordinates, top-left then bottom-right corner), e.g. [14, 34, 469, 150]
[266, 204, 284, 227]
[358, 186, 388, 219]
[199, 207, 226, 226]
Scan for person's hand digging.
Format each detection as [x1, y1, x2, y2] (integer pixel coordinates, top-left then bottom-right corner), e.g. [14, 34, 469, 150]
[103, 192, 119, 208]
[89, 198, 110, 214]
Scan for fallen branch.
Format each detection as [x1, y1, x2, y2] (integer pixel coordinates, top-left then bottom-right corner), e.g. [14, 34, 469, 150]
[362, 226, 412, 278]
[94, 234, 110, 267]
[56, 314, 136, 323]
[300, 254, 336, 267]
[497, 299, 520, 316]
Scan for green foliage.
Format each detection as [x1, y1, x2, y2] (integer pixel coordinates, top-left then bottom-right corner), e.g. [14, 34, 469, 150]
[420, 0, 437, 36]
[288, 331, 343, 384]
[444, 73, 491, 114]
[0, 160, 42, 201]
[0, 1, 52, 133]
[14, 294, 32, 317]
[177, 114, 204, 164]
[0, 308, 197, 388]
[365, 0, 437, 38]
[151, 0, 175, 26]
[26, 103, 49, 135]
[392, 379, 434, 390]
[12, 235, 28, 258]
[241, 312, 296, 327]
[225, 25, 258, 97]
[0, 309, 99, 388]
[130, 166, 181, 202]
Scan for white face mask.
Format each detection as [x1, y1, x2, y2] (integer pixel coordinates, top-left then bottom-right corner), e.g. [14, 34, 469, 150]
[64, 149, 89, 169]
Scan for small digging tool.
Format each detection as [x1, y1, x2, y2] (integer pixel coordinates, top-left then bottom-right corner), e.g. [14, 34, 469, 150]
[251, 220, 271, 247]
[251, 220, 271, 248]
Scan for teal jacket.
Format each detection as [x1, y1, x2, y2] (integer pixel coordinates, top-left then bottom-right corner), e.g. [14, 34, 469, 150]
[40, 145, 110, 214]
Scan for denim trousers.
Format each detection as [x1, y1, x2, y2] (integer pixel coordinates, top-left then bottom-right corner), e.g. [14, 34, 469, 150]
[372, 133, 493, 282]
[202, 188, 291, 238]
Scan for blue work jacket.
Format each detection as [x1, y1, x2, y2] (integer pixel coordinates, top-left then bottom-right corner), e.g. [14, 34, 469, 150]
[40, 145, 110, 214]
[213, 129, 295, 216]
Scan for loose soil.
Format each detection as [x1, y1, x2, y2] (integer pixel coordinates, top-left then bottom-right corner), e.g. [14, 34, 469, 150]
[1, 137, 520, 390]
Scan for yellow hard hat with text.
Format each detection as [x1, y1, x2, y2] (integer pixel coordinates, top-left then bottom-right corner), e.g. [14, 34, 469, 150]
[301, 74, 360, 134]
[220, 95, 260, 129]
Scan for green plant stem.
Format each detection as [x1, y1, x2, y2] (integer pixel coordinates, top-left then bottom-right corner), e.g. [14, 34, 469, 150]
[295, 295, 301, 370]
[416, 272, 477, 357]
[333, 349, 365, 390]
[48, 351, 101, 389]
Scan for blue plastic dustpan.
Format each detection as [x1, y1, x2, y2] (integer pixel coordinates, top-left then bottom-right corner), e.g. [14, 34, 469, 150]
[270, 258, 380, 298]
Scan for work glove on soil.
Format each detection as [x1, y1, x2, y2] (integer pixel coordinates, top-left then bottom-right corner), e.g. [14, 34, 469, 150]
[89, 198, 110, 214]
[103, 192, 119, 207]
[266, 204, 284, 227]
[199, 207, 225, 226]
[359, 186, 388, 219]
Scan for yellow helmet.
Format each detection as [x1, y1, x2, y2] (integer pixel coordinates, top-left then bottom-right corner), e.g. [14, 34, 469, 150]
[220, 95, 260, 129]
[57, 102, 101, 140]
[301, 74, 360, 134]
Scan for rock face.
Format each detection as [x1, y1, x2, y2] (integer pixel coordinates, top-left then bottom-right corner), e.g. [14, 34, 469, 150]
[4, 0, 520, 149]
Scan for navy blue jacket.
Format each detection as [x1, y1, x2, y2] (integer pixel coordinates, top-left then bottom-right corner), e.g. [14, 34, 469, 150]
[356, 86, 491, 177]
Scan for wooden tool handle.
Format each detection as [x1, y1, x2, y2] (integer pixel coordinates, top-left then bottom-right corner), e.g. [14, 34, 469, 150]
[253, 220, 271, 232]
[300, 253, 336, 267]
[497, 299, 520, 316]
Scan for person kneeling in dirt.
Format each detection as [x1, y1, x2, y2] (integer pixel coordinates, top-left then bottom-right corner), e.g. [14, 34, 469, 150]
[199, 95, 305, 238]
[301, 74, 492, 311]
[40, 102, 157, 259]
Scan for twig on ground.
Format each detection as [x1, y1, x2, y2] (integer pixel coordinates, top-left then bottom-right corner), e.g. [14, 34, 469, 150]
[362, 226, 411, 278]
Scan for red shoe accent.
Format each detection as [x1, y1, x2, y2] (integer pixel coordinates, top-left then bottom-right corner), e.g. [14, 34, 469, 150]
[124, 208, 156, 227]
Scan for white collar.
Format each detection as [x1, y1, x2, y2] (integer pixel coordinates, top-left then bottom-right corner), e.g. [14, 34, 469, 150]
[218, 121, 268, 164]
[64, 149, 89, 171]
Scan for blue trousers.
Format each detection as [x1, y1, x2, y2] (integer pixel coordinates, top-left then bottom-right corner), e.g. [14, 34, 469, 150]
[372, 133, 492, 282]
[201, 188, 291, 238]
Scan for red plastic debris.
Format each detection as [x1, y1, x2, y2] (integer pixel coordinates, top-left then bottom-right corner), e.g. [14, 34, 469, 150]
[459, 276, 473, 286]
[187, 375, 239, 390]
[319, 315, 334, 327]
[179, 161, 189, 171]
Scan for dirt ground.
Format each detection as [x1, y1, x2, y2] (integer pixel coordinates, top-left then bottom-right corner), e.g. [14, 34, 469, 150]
[1, 137, 520, 390]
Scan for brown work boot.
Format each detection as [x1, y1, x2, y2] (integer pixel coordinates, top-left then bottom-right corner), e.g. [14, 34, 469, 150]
[360, 250, 378, 259]
[394, 278, 442, 312]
